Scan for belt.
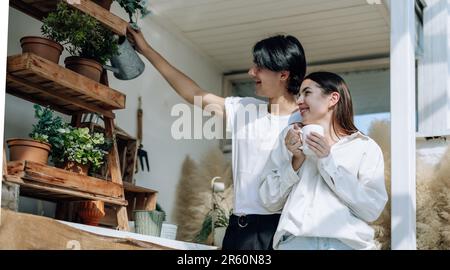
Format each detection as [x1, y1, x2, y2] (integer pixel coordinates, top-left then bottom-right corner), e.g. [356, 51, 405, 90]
[229, 214, 281, 228]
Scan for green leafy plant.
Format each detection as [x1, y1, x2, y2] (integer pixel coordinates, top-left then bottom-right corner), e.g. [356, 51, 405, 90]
[115, 0, 151, 29]
[194, 208, 231, 244]
[42, 2, 119, 64]
[55, 127, 109, 171]
[29, 104, 68, 146]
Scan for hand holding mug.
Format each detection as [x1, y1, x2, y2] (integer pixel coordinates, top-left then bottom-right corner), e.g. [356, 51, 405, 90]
[304, 130, 330, 159]
[285, 123, 305, 158]
[299, 124, 329, 158]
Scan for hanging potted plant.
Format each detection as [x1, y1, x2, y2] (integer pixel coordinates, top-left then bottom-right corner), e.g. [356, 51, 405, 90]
[7, 105, 67, 164]
[42, 2, 119, 82]
[115, 0, 151, 30]
[54, 127, 109, 176]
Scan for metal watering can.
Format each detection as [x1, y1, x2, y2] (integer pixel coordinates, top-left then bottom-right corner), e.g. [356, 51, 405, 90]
[104, 36, 145, 80]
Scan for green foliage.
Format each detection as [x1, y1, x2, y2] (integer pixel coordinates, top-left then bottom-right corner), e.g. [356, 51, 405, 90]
[115, 0, 151, 29]
[41, 2, 119, 64]
[29, 104, 68, 148]
[155, 203, 166, 221]
[55, 127, 109, 171]
[194, 213, 212, 243]
[194, 208, 231, 244]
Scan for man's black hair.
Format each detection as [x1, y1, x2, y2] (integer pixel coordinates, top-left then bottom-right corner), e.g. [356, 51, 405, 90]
[253, 35, 307, 95]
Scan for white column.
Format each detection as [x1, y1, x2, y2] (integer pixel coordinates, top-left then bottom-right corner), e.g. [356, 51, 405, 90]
[390, 0, 417, 249]
[0, 0, 10, 222]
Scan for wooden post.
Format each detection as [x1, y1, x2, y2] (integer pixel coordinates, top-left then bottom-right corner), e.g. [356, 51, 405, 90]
[71, 113, 83, 127]
[2, 147, 7, 177]
[144, 193, 157, 211]
[104, 116, 129, 231]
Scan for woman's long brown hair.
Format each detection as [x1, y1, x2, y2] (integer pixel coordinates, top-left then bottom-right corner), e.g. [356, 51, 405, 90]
[304, 72, 359, 137]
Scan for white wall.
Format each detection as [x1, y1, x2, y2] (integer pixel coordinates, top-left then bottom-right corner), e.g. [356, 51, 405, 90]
[5, 6, 223, 223]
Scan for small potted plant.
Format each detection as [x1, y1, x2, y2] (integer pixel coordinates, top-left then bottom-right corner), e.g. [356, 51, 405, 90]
[54, 127, 109, 175]
[77, 200, 105, 226]
[20, 10, 69, 63]
[195, 207, 231, 246]
[7, 105, 67, 164]
[43, 2, 119, 82]
[115, 0, 151, 29]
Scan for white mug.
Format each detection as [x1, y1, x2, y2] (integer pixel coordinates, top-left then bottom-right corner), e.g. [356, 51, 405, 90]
[298, 124, 325, 157]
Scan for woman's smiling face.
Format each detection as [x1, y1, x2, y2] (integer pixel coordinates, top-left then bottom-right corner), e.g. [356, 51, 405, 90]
[296, 79, 334, 125]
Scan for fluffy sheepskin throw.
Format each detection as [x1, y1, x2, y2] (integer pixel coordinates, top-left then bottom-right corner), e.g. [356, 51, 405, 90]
[368, 120, 450, 250]
[174, 121, 450, 249]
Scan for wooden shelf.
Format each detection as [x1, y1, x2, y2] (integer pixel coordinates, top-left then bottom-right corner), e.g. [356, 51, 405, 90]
[5, 160, 128, 206]
[6, 53, 126, 118]
[10, 0, 128, 36]
[123, 181, 158, 195]
[100, 182, 158, 226]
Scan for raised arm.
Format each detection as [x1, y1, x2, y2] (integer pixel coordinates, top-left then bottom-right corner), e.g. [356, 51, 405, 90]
[127, 25, 225, 117]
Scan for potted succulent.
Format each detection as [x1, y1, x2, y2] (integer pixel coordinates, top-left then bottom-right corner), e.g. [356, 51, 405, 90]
[115, 0, 151, 29]
[42, 2, 119, 82]
[54, 126, 109, 175]
[7, 105, 67, 164]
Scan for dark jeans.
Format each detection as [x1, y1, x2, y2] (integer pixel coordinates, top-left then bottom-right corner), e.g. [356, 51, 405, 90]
[222, 214, 281, 250]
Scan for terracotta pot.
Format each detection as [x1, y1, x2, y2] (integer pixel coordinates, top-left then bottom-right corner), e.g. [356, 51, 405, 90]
[64, 56, 103, 82]
[7, 138, 51, 164]
[77, 200, 105, 226]
[20, 36, 63, 63]
[93, 0, 113, 10]
[63, 160, 90, 175]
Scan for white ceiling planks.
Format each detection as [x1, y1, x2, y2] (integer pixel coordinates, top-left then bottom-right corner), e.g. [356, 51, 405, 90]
[149, 0, 390, 72]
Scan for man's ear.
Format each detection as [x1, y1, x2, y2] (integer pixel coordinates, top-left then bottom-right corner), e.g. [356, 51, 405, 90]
[329, 92, 340, 108]
[280, 70, 290, 82]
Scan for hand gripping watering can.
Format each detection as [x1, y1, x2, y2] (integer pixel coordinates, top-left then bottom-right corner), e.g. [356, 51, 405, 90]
[104, 36, 145, 80]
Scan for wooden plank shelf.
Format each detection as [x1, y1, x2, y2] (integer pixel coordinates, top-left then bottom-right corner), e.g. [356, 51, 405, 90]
[5, 160, 128, 206]
[124, 182, 158, 220]
[10, 0, 128, 36]
[6, 53, 126, 118]
[100, 182, 158, 227]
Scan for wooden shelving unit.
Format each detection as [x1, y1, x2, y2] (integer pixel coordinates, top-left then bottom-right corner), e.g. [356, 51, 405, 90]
[3, 53, 130, 230]
[3, 0, 155, 234]
[10, 0, 128, 36]
[7, 53, 126, 118]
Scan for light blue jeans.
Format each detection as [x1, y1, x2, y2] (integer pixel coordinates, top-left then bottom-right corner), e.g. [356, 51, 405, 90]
[277, 235, 353, 250]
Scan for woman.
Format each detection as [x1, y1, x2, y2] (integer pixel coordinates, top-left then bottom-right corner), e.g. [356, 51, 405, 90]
[259, 72, 388, 250]
[127, 26, 306, 250]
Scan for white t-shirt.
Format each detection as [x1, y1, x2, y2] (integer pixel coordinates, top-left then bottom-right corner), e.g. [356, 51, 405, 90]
[225, 97, 301, 215]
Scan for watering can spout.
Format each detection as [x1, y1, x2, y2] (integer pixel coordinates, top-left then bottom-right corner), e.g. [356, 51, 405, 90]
[104, 36, 145, 80]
